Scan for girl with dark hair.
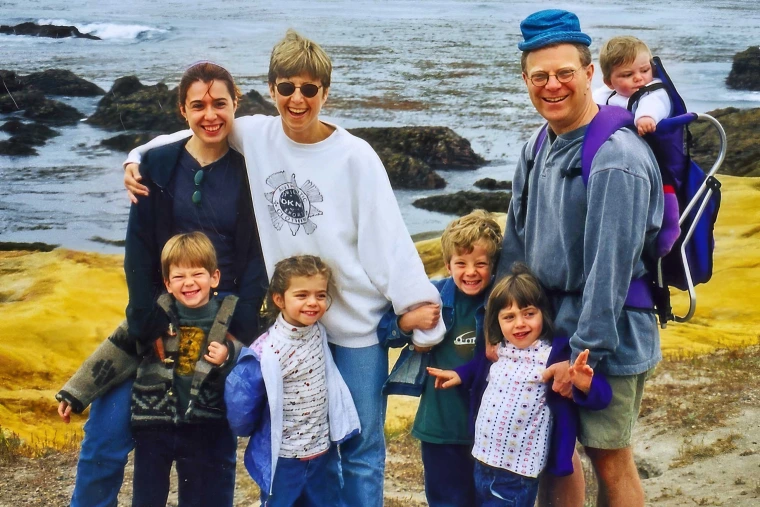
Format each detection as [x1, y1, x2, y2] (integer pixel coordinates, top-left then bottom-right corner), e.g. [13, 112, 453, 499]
[428, 263, 612, 507]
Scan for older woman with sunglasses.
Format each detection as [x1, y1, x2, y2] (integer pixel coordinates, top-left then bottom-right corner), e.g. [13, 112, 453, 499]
[57, 62, 267, 507]
[124, 29, 445, 507]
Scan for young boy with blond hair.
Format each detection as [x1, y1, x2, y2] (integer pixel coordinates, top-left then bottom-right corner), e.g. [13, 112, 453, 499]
[593, 35, 672, 136]
[378, 209, 503, 507]
[58, 232, 242, 506]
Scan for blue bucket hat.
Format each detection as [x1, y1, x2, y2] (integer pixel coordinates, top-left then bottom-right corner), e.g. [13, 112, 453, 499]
[518, 9, 592, 51]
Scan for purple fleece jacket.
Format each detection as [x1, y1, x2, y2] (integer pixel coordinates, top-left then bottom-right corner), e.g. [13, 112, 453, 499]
[454, 335, 611, 476]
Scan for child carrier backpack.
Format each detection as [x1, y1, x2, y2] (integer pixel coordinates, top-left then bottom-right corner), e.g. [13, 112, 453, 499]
[526, 57, 725, 327]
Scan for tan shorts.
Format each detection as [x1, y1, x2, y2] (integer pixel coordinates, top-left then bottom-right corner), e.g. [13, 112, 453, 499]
[578, 368, 654, 449]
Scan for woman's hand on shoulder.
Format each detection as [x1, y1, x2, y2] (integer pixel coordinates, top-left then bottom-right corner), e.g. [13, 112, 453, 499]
[124, 163, 149, 204]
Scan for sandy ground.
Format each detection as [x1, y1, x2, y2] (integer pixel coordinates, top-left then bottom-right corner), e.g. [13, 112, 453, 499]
[1, 175, 759, 505]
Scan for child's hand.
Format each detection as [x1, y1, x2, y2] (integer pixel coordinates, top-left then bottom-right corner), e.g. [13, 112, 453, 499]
[426, 367, 462, 389]
[636, 116, 657, 136]
[568, 349, 594, 394]
[58, 401, 72, 424]
[399, 304, 441, 333]
[485, 341, 499, 362]
[205, 341, 229, 366]
[542, 360, 573, 399]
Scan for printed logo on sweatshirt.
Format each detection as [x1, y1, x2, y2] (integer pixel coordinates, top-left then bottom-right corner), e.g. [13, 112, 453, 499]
[265, 171, 324, 236]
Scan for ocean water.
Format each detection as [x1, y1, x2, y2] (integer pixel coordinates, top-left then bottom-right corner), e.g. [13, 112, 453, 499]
[1, 0, 759, 251]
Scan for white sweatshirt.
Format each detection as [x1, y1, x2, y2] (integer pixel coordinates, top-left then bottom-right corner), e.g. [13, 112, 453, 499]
[592, 78, 672, 125]
[126, 115, 445, 348]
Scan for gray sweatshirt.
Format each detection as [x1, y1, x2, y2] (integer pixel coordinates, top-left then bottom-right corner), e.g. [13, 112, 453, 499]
[497, 123, 663, 376]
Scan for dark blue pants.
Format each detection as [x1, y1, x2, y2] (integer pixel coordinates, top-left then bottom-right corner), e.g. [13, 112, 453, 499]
[131, 423, 237, 507]
[474, 461, 539, 507]
[260, 451, 340, 507]
[420, 441, 476, 507]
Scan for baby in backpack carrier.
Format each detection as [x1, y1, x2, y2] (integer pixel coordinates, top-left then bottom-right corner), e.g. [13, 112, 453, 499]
[593, 35, 672, 136]
[593, 35, 680, 258]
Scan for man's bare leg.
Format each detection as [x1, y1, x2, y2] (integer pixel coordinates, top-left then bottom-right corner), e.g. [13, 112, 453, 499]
[537, 450, 585, 507]
[584, 446, 644, 507]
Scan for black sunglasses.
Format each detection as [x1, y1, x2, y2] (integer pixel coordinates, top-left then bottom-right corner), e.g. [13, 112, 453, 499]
[192, 169, 204, 205]
[276, 82, 322, 98]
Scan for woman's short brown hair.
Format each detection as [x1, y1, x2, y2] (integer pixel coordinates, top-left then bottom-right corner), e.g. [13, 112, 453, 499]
[268, 29, 332, 90]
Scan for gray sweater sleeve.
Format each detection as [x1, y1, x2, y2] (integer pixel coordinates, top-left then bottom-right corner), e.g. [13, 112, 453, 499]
[570, 130, 663, 367]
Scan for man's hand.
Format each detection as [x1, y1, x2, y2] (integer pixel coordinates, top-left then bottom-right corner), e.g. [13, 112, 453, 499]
[124, 163, 149, 204]
[636, 116, 657, 136]
[58, 401, 72, 424]
[568, 349, 594, 394]
[542, 360, 572, 398]
[485, 341, 499, 362]
[426, 367, 462, 389]
[398, 303, 441, 334]
[205, 342, 229, 366]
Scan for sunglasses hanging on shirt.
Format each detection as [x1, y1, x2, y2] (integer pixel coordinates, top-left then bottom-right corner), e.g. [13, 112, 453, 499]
[192, 169, 204, 205]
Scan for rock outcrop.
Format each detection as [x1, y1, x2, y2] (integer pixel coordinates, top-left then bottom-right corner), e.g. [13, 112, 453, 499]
[350, 126, 486, 169]
[0, 22, 100, 40]
[23, 70, 105, 97]
[413, 190, 511, 216]
[0, 70, 88, 125]
[690, 107, 760, 178]
[0, 119, 59, 156]
[474, 177, 511, 190]
[726, 47, 760, 91]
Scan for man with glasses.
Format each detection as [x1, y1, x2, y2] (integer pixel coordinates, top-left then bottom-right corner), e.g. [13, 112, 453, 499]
[496, 10, 663, 507]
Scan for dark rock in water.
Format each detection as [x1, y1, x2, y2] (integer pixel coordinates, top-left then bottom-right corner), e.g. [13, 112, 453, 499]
[101, 133, 163, 153]
[0, 139, 37, 156]
[237, 89, 278, 116]
[0, 119, 59, 146]
[375, 148, 446, 189]
[350, 126, 486, 169]
[23, 69, 105, 97]
[23, 98, 84, 125]
[88, 76, 278, 133]
[726, 46, 760, 91]
[87, 77, 184, 132]
[0, 22, 100, 40]
[413, 190, 511, 216]
[690, 107, 760, 177]
[0, 89, 46, 114]
[0, 70, 25, 93]
[89, 236, 126, 248]
[0, 241, 58, 252]
[475, 177, 511, 190]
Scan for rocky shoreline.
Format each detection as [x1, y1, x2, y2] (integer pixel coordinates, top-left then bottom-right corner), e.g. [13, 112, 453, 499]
[1, 44, 758, 213]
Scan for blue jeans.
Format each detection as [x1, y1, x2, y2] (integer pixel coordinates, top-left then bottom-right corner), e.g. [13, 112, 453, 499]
[328, 343, 388, 507]
[421, 442, 476, 507]
[260, 451, 339, 507]
[71, 378, 134, 507]
[132, 423, 236, 507]
[474, 461, 539, 507]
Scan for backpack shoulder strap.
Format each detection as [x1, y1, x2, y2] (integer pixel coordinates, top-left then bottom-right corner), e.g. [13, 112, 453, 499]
[626, 82, 667, 111]
[580, 105, 636, 186]
[517, 124, 549, 227]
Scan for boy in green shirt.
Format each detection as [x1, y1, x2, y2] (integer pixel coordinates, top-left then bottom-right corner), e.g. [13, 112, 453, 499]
[378, 210, 503, 507]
